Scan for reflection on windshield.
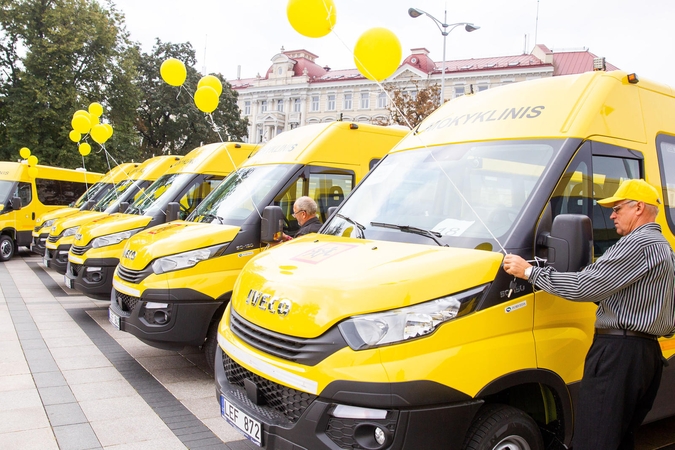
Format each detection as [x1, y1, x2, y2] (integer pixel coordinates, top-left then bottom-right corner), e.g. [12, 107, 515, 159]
[126, 173, 191, 215]
[0, 180, 14, 206]
[73, 182, 107, 208]
[93, 179, 135, 212]
[189, 165, 293, 224]
[323, 140, 559, 250]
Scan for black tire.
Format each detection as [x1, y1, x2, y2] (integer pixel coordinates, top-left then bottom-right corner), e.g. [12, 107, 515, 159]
[463, 404, 544, 450]
[0, 235, 15, 262]
[203, 320, 219, 373]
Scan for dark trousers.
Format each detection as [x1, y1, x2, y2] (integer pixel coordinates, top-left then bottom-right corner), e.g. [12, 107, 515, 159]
[572, 334, 664, 450]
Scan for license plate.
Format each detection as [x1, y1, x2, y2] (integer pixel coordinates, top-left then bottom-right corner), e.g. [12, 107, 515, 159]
[221, 396, 262, 446]
[108, 309, 120, 330]
[64, 276, 73, 289]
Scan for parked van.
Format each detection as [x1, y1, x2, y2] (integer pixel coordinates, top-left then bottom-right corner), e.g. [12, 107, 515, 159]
[110, 122, 408, 370]
[32, 162, 138, 256]
[43, 155, 180, 274]
[66, 142, 255, 299]
[214, 71, 675, 449]
[0, 162, 102, 261]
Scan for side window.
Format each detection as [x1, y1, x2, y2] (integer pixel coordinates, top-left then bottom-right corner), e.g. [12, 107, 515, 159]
[16, 182, 32, 205]
[274, 177, 306, 236]
[35, 179, 88, 205]
[657, 135, 675, 234]
[178, 178, 222, 220]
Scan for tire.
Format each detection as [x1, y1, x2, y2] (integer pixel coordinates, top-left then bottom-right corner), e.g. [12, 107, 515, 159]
[0, 235, 15, 262]
[203, 320, 219, 373]
[463, 404, 544, 450]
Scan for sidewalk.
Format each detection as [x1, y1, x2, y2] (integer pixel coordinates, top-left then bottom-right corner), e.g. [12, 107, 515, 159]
[0, 251, 256, 450]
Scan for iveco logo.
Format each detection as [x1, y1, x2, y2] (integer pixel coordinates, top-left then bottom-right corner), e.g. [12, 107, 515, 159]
[123, 249, 136, 260]
[75, 233, 82, 240]
[245, 289, 292, 316]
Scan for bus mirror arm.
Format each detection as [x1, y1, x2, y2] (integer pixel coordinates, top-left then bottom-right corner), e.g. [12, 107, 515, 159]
[10, 196, 21, 210]
[261, 206, 285, 244]
[166, 202, 180, 222]
[119, 202, 129, 213]
[541, 214, 592, 272]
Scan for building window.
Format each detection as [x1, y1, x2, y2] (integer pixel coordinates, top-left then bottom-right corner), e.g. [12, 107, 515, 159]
[476, 85, 489, 92]
[360, 92, 370, 109]
[453, 86, 465, 98]
[294, 98, 301, 112]
[327, 94, 336, 111]
[244, 101, 251, 115]
[277, 67, 283, 75]
[261, 100, 267, 112]
[377, 92, 387, 109]
[311, 95, 320, 112]
[277, 99, 284, 112]
[343, 93, 352, 110]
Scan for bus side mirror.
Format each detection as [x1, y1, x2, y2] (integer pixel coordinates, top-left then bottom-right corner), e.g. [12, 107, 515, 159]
[10, 196, 22, 210]
[541, 214, 592, 272]
[261, 206, 285, 244]
[82, 199, 95, 210]
[119, 202, 129, 213]
[166, 202, 180, 222]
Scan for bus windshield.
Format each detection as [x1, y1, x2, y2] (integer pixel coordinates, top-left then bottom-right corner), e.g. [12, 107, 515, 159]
[323, 140, 562, 250]
[189, 165, 295, 225]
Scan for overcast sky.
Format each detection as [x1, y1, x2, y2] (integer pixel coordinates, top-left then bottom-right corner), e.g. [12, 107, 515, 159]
[110, 0, 675, 87]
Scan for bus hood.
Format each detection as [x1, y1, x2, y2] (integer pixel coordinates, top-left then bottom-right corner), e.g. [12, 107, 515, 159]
[51, 210, 108, 235]
[75, 213, 151, 245]
[36, 207, 79, 227]
[231, 235, 503, 338]
[120, 222, 241, 270]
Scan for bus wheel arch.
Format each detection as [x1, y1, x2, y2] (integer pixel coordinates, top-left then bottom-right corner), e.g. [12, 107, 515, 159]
[203, 292, 232, 373]
[0, 233, 15, 261]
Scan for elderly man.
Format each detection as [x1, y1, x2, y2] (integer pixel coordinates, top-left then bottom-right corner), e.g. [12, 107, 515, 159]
[504, 178, 675, 450]
[282, 196, 321, 241]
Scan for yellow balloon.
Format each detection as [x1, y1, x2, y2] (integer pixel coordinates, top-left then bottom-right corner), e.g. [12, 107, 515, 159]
[28, 167, 38, 178]
[69, 130, 81, 142]
[88, 102, 103, 118]
[103, 123, 113, 139]
[198, 75, 223, 97]
[72, 115, 91, 134]
[79, 143, 91, 156]
[287, 0, 336, 38]
[160, 58, 187, 87]
[73, 109, 90, 119]
[28, 155, 38, 166]
[194, 86, 219, 113]
[19, 147, 31, 159]
[90, 124, 109, 144]
[354, 27, 402, 81]
[90, 115, 100, 126]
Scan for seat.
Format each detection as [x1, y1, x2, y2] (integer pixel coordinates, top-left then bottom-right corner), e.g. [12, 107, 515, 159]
[319, 186, 344, 221]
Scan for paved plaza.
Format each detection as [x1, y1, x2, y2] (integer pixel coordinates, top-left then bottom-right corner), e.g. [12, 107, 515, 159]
[1, 250, 674, 450]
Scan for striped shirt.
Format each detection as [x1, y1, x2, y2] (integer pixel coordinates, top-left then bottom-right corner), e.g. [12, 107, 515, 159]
[529, 222, 675, 337]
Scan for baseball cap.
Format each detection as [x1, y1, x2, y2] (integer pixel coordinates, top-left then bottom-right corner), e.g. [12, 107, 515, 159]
[597, 179, 661, 207]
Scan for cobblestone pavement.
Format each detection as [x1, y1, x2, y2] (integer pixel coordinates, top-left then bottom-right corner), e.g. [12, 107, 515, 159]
[1, 250, 674, 449]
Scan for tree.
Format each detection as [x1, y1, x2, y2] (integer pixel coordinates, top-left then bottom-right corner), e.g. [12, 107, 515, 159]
[379, 80, 441, 129]
[135, 39, 248, 158]
[0, 0, 142, 172]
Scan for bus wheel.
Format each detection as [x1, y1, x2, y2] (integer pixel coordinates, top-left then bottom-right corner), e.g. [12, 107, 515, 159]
[0, 235, 15, 261]
[203, 320, 219, 373]
[463, 404, 544, 450]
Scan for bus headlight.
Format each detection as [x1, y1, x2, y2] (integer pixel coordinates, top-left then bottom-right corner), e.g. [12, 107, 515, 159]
[151, 243, 229, 274]
[91, 228, 144, 249]
[338, 285, 486, 350]
[62, 226, 80, 237]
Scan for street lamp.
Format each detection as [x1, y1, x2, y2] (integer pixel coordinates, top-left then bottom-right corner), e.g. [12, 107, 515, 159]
[408, 7, 479, 104]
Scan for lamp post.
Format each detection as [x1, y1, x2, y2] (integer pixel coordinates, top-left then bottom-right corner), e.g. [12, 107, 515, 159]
[408, 7, 479, 104]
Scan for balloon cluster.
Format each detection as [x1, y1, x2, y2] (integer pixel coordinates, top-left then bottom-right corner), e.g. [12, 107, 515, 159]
[160, 59, 223, 114]
[286, 0, 402, 82]
[19, 147, 39, 178]
[69, 103, 114, 156]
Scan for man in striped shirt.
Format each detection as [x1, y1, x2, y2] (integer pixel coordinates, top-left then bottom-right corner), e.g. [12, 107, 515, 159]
[504, 178, 675, 450]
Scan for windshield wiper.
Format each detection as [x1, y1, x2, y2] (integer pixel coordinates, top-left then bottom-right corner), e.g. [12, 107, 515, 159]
[202, 213, 224, 224]
[336, 213, 365, 238]
[370, 221, 448, 247]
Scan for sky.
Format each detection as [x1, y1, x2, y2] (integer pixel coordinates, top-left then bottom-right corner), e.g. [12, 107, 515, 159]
[109, 0, 675, 87]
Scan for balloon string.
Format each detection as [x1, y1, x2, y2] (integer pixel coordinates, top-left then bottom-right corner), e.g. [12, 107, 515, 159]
[328, 29, 508, 254]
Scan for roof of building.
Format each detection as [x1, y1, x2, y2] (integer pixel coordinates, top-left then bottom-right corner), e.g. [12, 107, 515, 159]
[229, 45, 617, 90]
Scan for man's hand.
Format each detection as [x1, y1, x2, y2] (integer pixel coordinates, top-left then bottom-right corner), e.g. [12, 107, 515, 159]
[503, 254, 533, 279]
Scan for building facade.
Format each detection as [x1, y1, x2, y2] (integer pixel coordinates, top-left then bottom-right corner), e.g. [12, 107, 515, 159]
[231, 44, 615, 143]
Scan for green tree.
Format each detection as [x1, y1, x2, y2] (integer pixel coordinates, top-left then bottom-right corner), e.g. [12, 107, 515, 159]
[135, 39, 248, 158]
[379, 80, 441, 129]
[0, 0, 142, 172]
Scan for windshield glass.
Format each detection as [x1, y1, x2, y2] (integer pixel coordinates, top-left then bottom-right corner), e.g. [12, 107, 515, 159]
[0, 180, 15, 206]
[73, 182, 109, 208]
[323, 140, 561, 250]
[93, 179, 142, 213]
[189, 165, 295, 225]
[126, 173, 193, 215]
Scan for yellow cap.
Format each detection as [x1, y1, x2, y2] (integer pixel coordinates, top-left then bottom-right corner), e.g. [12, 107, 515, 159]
[597, 179, 661, 207]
